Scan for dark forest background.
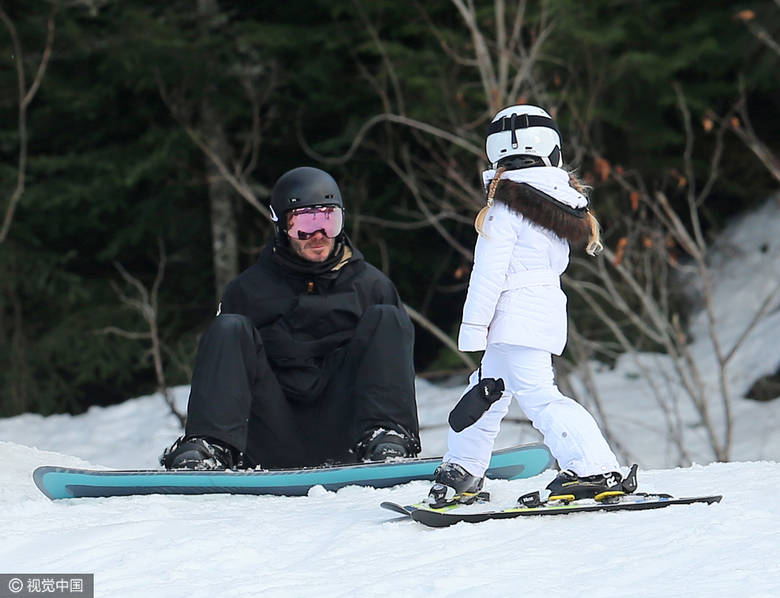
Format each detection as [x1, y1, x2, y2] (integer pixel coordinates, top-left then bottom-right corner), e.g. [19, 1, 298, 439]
[2, 0, 778, 417]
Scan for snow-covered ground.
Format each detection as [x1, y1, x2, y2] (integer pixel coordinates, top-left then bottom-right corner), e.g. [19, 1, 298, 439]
[1, 198, 779, 597]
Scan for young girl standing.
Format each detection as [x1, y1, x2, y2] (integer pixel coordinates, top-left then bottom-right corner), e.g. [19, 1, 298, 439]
[428, 105, 633, 506]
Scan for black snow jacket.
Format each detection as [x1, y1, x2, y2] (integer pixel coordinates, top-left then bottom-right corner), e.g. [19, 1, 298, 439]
[219, 238, 410, 401]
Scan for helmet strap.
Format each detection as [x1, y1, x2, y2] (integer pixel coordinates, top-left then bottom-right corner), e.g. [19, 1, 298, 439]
[486, 113, 561, 141]
[497, 155, 546, 170]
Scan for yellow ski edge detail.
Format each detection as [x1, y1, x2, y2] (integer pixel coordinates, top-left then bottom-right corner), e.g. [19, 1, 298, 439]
[548, 493, 575, 502]
[410, 502, 461, 513]
[594, 490, 625, 501]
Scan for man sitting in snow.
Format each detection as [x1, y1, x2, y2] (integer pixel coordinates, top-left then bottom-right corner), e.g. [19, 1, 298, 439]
[161, 167, 420, 470]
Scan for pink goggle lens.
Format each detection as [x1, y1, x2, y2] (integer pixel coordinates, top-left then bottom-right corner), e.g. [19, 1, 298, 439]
[287, 206, 343, 240]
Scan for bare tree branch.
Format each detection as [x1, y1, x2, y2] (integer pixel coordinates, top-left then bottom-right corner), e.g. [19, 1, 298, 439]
[415, 1, 480, 67]
[727, 77, 780, 184]
[93, 327, 152, 341]
[0, 4, 57, 243]
[672, 83, 707, 251]
[353, 0, 406, 116]
[155, 71, 272, 220]
[390, 148, 474, 261]
[404, 303, 477, 372]
[97, 239, 185, 427]
[451, 0, 498, 110]
[297, 112, 483, 166]
[723, 283, 780, 364]
[738, 6, 780, 57]
[357, 211, 465, 230]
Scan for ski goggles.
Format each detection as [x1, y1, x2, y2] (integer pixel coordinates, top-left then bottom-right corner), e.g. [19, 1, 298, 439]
[286, 205, 344, 240]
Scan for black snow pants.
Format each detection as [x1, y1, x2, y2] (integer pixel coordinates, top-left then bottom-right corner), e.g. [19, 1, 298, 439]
[184, 305, 420, 468]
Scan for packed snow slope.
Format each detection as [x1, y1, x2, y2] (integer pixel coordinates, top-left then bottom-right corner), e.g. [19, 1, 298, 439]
[1, 198, 779, 597]
[1, 439, 778, 598]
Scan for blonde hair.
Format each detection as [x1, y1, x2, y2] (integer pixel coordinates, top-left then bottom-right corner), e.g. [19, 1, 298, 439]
[474, 166, 505, 236]
[567, 171, 603, 256]
[584, 211, 603, 256]
[476, 167, 603, 255]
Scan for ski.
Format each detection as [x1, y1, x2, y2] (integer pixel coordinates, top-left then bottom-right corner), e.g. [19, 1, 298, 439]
[380, 500, 465, 517]
[404, 493, 723, 528]
[380, 489, 491, 517]
[33, 442, 553, 500]
[380, 502, 423, 517]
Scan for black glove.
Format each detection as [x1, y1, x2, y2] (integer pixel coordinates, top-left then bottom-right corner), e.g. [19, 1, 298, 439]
[448, 376, 505, 433]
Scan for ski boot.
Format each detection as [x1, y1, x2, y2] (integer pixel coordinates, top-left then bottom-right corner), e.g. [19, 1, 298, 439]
[520, 464, 638, 507]
[160, 435, 241, 470]
[424, 462, 490, 508]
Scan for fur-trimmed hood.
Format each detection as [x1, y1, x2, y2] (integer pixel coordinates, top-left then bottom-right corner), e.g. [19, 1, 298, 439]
[486, 167, 591, 246]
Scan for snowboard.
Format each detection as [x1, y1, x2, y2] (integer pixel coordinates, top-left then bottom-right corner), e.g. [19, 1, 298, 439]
[381, 493, 722, 528]
[33, 442, 553, 500]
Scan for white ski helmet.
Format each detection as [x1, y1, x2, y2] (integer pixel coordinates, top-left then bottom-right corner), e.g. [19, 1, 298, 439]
[485, 105, 562, 169]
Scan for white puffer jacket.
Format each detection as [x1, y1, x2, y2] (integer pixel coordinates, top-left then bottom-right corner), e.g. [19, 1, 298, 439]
[458, 200, 570, 355]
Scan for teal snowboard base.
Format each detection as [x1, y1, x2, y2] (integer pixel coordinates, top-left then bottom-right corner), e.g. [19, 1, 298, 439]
[33, 442, 554, 500]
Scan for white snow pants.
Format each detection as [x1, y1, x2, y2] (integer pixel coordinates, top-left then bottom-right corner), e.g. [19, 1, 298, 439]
[443, 343, 619, 478]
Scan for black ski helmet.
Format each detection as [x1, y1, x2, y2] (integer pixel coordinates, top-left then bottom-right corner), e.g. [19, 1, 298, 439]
[269, 167, 344, 235]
